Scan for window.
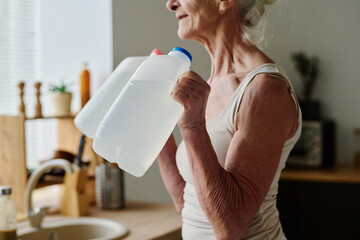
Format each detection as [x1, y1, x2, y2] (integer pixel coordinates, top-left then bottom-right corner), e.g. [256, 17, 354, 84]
[0, 0, 41, 169]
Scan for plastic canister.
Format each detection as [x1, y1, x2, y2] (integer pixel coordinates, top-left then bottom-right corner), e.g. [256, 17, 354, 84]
[74, 49, 163, 138]
[93, 47, 192, 177]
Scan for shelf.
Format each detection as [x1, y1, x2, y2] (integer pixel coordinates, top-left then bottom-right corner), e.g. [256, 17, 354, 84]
[0, 114, 96, 218]
[25, 114, 76, 120]
[280, 164, 360, 184]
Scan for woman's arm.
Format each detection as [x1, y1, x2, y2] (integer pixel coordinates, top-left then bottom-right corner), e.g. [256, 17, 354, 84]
[157, 134, 185, 213]
[172, 72, 297, 239]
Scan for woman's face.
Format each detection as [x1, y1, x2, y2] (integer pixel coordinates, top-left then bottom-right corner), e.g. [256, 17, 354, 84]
[166, 0, 220, 40]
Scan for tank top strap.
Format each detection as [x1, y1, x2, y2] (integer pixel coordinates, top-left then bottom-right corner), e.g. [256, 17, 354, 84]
[222, 63, 300, 131]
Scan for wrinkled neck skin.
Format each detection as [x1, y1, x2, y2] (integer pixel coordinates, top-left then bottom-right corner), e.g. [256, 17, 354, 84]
[194, 10, 273, 84]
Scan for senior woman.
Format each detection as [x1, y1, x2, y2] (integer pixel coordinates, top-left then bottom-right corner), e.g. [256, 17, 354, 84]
[157, 0, 301, 239]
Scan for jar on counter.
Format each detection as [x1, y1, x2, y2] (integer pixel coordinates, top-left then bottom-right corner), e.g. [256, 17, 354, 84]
[0, 186, 17, 240]
[95, 163, 125, 209]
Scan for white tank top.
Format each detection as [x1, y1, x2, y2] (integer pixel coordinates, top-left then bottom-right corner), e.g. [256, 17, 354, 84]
[176, 63, 302, 240]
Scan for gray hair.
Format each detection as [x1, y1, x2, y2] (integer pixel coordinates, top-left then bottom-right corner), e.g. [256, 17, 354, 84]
[238, 0, 276, 47]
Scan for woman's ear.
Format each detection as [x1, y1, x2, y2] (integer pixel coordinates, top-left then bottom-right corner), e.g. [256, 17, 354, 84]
[219, 0, 234, 14]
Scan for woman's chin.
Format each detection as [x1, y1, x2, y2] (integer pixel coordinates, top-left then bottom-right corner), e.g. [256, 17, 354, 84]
[177, 29, 186, 39]
[177, 29, 193, 40]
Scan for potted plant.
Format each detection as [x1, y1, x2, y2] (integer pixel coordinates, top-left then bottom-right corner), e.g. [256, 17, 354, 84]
[291, 51, 321, 120]
[47, 81, 72, 117]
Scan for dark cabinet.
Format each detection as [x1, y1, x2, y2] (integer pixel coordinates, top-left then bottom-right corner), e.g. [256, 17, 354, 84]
[277, 181, 360, 240]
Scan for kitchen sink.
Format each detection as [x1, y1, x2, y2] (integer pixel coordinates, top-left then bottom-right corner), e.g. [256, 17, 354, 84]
[17, 216, 128, 240]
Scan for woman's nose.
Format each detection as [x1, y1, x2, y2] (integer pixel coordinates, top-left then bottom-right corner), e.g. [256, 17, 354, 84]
[166, 0, 180, 11]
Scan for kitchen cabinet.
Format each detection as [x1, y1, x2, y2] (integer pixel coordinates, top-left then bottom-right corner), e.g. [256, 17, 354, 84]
[0, 114, 96, 218]
[278, 165, 360, 240]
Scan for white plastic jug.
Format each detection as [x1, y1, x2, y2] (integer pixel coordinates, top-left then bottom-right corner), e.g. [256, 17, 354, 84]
[74, 49, 163, 138]
[93, 47, 192, 177]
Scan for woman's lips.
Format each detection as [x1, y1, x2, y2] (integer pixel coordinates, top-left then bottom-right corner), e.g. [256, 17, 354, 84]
[177, 14, 188, 20]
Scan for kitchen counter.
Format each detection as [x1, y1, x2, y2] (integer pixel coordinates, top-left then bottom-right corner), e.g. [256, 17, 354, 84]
[280, 164, 360, 183]
[26, 185, 182, 240]
[278, 165, 360, 240]
[89, 201, 182, 240]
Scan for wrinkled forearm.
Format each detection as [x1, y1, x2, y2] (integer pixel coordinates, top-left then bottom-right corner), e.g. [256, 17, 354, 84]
[158, 134, 185, 213]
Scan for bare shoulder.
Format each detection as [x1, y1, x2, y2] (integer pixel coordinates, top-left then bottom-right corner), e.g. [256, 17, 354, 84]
[242, 73, 296, 110]
[246, 73, 291, 99]
[236, 73, 298, 138]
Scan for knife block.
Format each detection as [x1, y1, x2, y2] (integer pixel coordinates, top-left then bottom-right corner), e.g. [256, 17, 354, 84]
[61, 169, 89, 216]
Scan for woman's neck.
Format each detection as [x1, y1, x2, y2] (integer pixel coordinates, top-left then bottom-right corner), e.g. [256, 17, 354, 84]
[198, 15, 272, 83]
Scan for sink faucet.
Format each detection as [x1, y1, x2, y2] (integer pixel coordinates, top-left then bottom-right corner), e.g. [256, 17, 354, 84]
[25, 159, 73, 228]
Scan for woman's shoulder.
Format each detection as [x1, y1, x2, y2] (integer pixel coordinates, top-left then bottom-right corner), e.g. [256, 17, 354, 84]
[245, 72, 292, 103]
[238, 71, 298, 133]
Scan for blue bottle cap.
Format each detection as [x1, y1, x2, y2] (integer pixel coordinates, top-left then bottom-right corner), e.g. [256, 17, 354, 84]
[171, 47, 192, 62]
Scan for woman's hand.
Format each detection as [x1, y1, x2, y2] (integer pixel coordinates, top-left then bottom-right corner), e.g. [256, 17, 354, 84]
[171, 71, 211, 131]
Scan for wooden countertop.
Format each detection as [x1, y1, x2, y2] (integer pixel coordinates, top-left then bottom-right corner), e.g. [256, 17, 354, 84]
[24, 186, 182, 240]
[89, 201, 182, 240]
[280, 164, 360, 184]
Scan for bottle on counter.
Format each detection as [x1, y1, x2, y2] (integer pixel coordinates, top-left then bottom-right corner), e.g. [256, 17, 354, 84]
[75, 49, 163, 138]
[80, 62, 91, 109]
[93, 47, 192, 177]
[0, 186, 17, 240]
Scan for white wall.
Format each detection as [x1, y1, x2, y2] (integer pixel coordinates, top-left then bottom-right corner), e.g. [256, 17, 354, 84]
[39, 0, 113, 159]
[113, 0, 360, 203]
[112, 0, 211, 79]
[265, 0, 360, 164]
[40, 0, 113, 111]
